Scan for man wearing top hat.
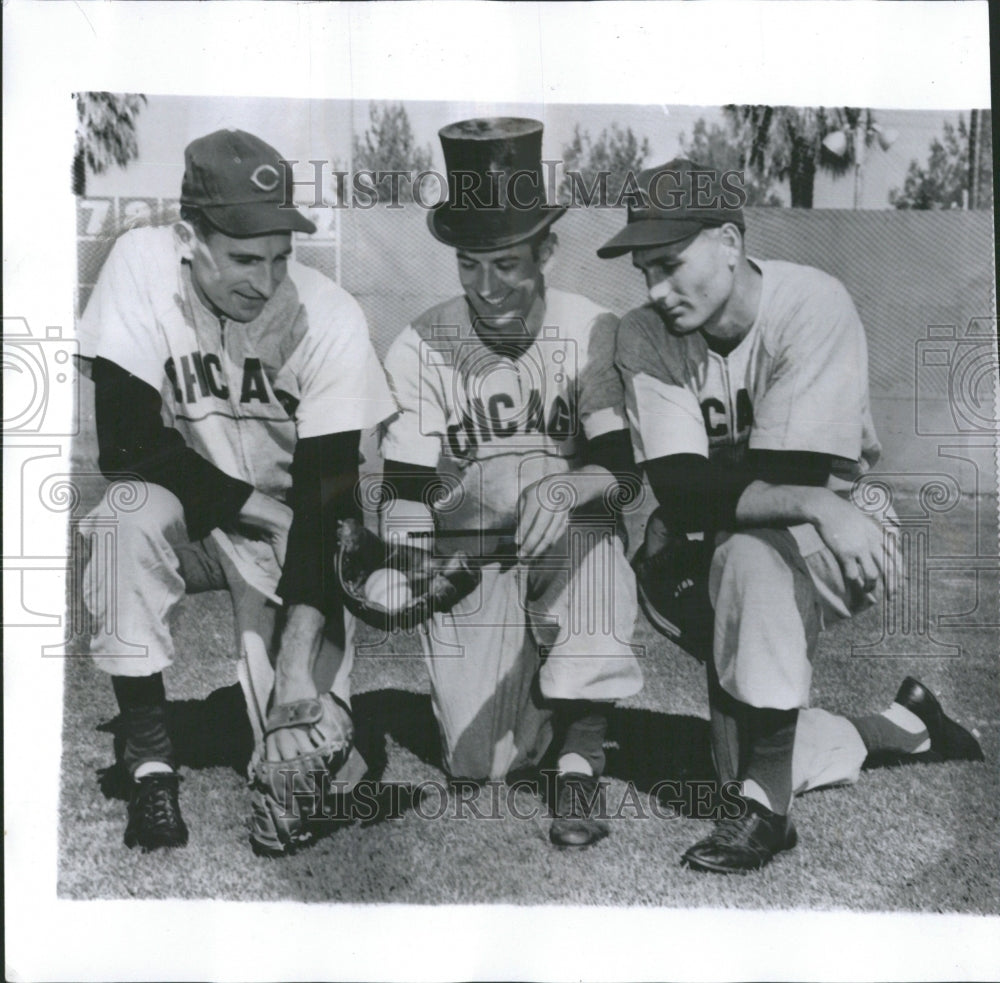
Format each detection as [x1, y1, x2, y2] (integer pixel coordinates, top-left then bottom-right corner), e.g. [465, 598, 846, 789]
[379, 117, 643, 847]
[599, 159, 983, 872]
[76, 129, 396, 853]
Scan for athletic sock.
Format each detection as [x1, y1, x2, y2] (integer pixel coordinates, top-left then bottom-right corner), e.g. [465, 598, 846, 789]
[134, 761, 175, 779]
[849, 703, 931, 755]
[555, 700, 610, 777]
[112, 673, 175, 777]
[707, 660, 749, 786]
[557, 752, 593, 777]
[742, 707, 797, 816]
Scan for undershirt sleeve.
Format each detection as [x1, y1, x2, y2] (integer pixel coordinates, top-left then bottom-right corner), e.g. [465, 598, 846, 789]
[585, 429, 641, 483]
[380, 459, 439, 506]
[277, 430, 362, 612]
[643, 450, 832, 532]
[92, 355, 254, 539]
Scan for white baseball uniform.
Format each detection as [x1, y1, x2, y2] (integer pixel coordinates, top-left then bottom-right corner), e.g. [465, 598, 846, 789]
[380, 289, 642, 779]
[617, 259, 883, 794]
[77, 225, 396, 741]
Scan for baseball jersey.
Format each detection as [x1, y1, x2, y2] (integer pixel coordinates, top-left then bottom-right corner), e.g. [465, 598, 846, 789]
[78, 225, 395, 503]
[616, 260, 881, 487]
[380, 288, 628, 512]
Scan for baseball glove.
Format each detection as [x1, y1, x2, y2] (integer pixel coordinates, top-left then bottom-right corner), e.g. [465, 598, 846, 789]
[632, 508, 714, 661]
[247, 693, 354, 856]
[335, 517, 481, 631]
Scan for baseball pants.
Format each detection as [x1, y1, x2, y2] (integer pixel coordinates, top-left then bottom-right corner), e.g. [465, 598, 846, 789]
[708, 523, 873, 794]
[419, 521, 643, 780]
[80, 483, 354, 748]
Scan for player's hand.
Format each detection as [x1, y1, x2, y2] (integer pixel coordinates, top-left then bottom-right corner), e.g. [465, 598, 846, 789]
[517, 468, 624, 560]
[812, 492, 899, 599]
[238, 490, 293, 567]
[516, 474, 575, 560]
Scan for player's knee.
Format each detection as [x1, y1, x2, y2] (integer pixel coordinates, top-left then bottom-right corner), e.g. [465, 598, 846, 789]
[81, 481, 187, 545]
[712, 530, 783, 584]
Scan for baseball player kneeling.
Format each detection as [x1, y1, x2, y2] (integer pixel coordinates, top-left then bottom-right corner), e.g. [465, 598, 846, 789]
[77, 130, 396, 853]
[378, 118, 643, 848]
[599, 159, 984, 873]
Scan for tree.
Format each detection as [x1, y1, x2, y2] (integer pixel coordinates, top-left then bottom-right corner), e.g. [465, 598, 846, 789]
[352, 102, 434, 203]
[559, 123, 651, 205]
[967, 109, 993, 210]
[72, 92, 147, 196]
[678, 118, 784, 206]
[890, 112, 993, 210]
[721, 105, 876, 208]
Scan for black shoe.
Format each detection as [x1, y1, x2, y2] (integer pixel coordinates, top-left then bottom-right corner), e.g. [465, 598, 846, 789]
[124, 772, 189, 851]
[549, 773, 609, 849]
[894, 676, 984, 763]
[682, 798, 796, 873]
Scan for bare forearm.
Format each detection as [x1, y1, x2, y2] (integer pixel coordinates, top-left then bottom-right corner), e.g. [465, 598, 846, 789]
[734, 480, 832, 529]
[273, 604, 331, 703]
[736, 479, 891, 596]
[568, 464, 622, 505]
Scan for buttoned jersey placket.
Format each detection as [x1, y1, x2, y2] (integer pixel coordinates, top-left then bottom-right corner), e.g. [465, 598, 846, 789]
[217, 313, 259, 489]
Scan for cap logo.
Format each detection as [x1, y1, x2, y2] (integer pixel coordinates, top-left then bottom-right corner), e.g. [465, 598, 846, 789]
[250, 164, 281, 192]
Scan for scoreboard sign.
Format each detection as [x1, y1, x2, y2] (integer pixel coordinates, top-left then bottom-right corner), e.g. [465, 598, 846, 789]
[75, 196, 340, 316]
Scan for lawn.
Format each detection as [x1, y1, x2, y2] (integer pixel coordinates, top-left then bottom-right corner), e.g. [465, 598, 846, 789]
[57, 484, 999, 912]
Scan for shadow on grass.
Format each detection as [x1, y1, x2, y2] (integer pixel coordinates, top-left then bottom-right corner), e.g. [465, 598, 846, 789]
[95, 685, 717, 826]
[607, 707, 715, 801]
[97, 684, 255, 800]
[95, 684, 442, 831]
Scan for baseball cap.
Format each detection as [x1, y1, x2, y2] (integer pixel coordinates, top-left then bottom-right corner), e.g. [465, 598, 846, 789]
[180, 129, 316, 237]
[596, 158, 745, 259]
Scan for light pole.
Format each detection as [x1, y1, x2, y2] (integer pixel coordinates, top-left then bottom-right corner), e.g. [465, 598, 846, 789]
[823, 120, 898, 208]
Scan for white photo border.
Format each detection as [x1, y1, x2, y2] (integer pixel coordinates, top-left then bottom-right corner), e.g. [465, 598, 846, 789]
[3, 2, 995, 981]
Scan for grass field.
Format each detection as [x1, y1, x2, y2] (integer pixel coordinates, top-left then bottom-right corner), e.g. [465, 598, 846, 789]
[57, 474, 1000, 912]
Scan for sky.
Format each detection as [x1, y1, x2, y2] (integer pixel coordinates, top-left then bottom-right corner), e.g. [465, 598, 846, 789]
[85, 94, 969, 210]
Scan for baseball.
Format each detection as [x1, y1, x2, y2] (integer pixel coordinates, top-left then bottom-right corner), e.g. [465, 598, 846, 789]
[364, 568, 413, 611]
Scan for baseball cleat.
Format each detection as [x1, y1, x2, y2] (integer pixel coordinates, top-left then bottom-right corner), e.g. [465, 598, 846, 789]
[681, 798, 796, 874]
[549, 773, 609, 849]
[894, 676, 984, 763]
[124, 772, 189, 852]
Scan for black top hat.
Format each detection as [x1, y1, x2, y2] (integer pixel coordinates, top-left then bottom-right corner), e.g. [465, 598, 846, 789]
[428, 117, 566, 251]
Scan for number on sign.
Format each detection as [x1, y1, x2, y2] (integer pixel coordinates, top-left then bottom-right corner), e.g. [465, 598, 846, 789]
[79, 199, 112, 237]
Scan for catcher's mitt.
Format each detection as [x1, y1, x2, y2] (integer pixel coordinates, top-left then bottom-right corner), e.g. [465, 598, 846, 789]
[247, 693, 354, 856]
[632, 508, 714, 661]
[336, 517, 481, 631]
